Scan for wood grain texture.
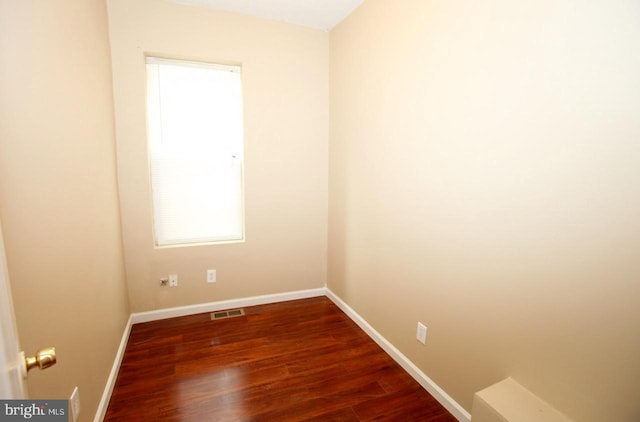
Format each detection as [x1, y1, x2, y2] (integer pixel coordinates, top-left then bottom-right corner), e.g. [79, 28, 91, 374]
[105, 297, 456, 421]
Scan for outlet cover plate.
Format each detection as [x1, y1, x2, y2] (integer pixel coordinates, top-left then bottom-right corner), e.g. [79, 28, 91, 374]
[416, 322, 427, 345]
[207, 269, 217, 283]
[70, 386, 80, 422]
[169, 274, 178, 287]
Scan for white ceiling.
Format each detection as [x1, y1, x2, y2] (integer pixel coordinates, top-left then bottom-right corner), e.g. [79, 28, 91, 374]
[167, 0, 365, 31]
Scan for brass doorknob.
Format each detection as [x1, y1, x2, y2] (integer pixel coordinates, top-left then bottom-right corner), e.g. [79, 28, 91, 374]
[21, 347, 56, 377]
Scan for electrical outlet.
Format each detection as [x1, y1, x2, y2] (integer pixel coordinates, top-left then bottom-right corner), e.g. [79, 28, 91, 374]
[70, 386, 80, 422]
[169, 274, 178, 287]
[416, 322, 427, 345]
[207, 269, 217, 283]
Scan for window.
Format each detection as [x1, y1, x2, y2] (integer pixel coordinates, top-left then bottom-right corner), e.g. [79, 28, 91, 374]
[146, 57, 244, 246]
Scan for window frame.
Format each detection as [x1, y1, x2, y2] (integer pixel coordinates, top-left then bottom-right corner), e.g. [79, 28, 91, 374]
[145, 55, 246, 248]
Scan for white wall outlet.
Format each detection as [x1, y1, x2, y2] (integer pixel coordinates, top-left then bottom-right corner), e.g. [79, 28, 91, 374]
[207, 269, 217, 283]
[416, 322, 427, 345]
[70, 386, 80, 422]
[169, 274, 178, 287]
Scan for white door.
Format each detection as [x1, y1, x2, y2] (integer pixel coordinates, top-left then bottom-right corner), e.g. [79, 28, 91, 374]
[0, 221, 27, 399]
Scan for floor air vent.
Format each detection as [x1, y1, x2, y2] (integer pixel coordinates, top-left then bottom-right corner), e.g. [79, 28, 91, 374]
[211, 308, 245, 320]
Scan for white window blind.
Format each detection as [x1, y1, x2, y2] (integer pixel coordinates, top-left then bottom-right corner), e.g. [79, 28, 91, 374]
[146, 57, 244, 246]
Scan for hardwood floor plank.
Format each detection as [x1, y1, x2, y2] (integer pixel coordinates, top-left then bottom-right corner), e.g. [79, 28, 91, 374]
[301, 407, 361, 422]
[249, 382, 387, 421]
[105, 297, 456, 421]
[353, 388, 456, 421]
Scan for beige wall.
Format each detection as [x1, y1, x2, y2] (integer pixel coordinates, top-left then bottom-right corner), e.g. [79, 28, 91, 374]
[0, 0, 130, 420]
[329, 1, 640, 421]
[107, 0, 329, 313]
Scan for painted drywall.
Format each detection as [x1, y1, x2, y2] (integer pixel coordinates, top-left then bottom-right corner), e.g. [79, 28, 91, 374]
[107, 0, 328, 312]
[0, 0, 130, 420]
[329, 0, 640, 421]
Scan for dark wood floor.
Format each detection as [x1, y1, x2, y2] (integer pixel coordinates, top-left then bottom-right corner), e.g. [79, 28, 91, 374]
[105, 296, 456, 421]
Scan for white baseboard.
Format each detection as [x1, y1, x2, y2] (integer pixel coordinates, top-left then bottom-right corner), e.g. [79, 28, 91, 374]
[130, 287, 326, 324]
[325, 288, 471, 422]
[93, 315, 132, 422]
